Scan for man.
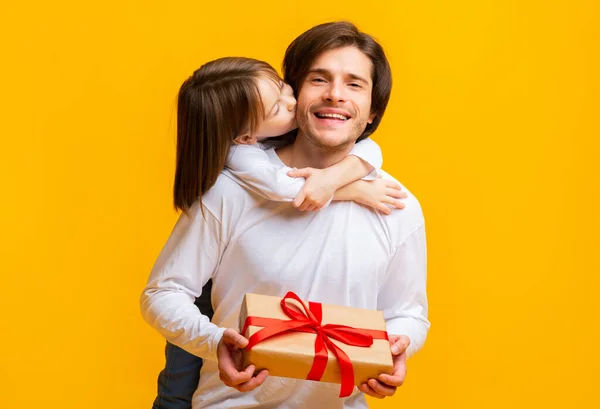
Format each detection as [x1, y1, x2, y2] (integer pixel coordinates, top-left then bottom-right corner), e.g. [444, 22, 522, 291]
[142, 21, 429, 409]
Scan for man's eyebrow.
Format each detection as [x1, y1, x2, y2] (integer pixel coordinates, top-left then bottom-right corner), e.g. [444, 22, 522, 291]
[307, 68, 369, 84]
[347, 73, 370, 85]
[307, 68, 332, 78]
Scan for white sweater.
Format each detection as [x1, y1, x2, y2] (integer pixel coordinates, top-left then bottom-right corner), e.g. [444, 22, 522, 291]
[141, 148, 429, 409]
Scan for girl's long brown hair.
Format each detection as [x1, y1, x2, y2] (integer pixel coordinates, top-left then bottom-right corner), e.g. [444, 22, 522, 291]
[174, 57, 280, 212]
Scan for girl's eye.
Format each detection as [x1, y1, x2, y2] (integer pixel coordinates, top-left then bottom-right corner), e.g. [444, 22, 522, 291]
[274, 104, 280, 116]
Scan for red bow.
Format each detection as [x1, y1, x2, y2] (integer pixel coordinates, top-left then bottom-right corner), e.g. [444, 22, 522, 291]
[241, 291, 389, 397]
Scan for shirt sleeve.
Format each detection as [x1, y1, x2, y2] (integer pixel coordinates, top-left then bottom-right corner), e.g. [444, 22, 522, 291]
[225, 144, 304, 202]
[377, 223, 430, 358]
[348, 138, 383, 181]
[140, 201, 226, 362]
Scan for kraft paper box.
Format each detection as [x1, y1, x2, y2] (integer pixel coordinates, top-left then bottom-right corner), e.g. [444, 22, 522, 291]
[238, 292, 393, 387]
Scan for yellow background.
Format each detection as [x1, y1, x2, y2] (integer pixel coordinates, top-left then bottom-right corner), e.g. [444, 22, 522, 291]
[1, 1, 598, 408]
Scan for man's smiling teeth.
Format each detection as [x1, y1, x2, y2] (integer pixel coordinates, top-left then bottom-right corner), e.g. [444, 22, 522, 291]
[315, 113, 348, 121]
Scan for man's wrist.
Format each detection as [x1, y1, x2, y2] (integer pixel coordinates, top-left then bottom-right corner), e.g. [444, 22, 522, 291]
[209, 326, 227, 361]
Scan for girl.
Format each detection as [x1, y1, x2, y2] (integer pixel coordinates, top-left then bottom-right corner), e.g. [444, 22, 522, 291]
[153, 57, 406, 409]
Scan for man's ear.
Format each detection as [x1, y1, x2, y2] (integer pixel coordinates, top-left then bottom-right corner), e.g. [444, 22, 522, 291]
[367, 113, 376, 124]
[233, 133, 258, 145]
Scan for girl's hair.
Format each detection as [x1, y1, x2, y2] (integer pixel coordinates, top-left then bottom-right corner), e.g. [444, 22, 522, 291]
[173, 57, 281, 212]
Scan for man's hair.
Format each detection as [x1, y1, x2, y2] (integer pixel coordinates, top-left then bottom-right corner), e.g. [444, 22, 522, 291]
[282, 21, 392, 141]
[174, 57, 280, 212]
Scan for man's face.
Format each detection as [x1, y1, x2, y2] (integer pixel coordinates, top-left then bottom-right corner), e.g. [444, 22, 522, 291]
[295, 46, 376, 149]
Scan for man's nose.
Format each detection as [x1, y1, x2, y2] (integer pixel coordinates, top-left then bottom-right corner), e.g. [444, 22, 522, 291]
[323, 80, 346, 103]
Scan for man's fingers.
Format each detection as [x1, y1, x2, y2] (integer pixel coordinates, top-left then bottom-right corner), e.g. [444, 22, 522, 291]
[218, 354, 252, 386]
[359, 382, 385, 399]
[230, 364, 255, 386]
[235, 369, 269, 392]
[368, 378, 396, 397]
[223, 329, 249, 349]
[379, 341, 408, 388]
[377, 354, 407, 388]
[378, 371, 406, 388]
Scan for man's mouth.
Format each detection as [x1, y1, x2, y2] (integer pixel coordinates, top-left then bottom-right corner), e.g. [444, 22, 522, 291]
[314, 112, 350, 121]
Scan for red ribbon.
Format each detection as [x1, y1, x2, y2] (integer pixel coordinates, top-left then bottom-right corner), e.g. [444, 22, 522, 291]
[241, 291, 389, 398]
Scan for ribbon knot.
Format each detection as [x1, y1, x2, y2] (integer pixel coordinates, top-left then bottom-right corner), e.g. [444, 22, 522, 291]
[241, 292, 388, 397]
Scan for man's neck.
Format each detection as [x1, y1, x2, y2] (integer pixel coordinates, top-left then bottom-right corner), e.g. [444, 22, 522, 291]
[276, 132, 354, 169]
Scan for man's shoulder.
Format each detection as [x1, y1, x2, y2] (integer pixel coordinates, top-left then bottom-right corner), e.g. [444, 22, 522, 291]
[200, 170, 257, 220]
[378, 170, 425, 244]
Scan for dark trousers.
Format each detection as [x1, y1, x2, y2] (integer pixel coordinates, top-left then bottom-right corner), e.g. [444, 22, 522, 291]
[152, 279, 214, 409]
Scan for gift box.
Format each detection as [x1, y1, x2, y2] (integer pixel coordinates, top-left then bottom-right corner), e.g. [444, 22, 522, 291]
[238, 292, 393, 397]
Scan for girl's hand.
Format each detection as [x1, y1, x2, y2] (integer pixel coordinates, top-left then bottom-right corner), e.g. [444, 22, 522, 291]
[288, 167, 337, 211]
[336, 177, 407, 215]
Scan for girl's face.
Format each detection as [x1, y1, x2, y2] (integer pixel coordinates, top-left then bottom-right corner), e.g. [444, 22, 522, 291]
[251, 76, 297, 141]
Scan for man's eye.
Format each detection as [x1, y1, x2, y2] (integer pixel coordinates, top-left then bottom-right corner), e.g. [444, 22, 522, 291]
[349, 83, 361, 88]
[312, 78, 326, 83]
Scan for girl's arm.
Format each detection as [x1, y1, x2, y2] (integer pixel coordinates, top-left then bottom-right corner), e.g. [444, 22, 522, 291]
[333, 177, 407, 215]
[286, 137, 385, 211]
[347, 137, 382, 180]
[225, 143, 372, 204]
[225, 144, 304, 202]
[226, 138, 405, 212]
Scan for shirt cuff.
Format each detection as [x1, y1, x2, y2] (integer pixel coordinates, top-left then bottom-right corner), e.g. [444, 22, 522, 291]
[205, 326, 227, 362]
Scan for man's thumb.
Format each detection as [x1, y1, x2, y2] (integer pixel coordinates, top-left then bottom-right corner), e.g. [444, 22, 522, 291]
[391, 335, 410, 355]
[224, 329, 249, 348]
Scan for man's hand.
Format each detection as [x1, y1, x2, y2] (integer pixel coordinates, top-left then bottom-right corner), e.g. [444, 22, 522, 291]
[288, 167, 337, 211]
[358, 335, 410, 399]
[217, 328, 269, 392]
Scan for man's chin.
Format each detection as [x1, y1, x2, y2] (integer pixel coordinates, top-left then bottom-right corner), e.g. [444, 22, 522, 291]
[305, 131, 356, 149]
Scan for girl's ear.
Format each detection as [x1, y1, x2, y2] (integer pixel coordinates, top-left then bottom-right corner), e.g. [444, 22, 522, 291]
[233, 133, 258, 145]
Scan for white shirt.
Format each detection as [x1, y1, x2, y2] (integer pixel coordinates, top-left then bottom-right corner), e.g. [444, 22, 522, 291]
[140, 148, 429, 409]
[225, 137, 382, 202]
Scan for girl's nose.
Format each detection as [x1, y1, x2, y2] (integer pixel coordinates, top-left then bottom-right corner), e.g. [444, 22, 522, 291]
[284, 96, 296, 112]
